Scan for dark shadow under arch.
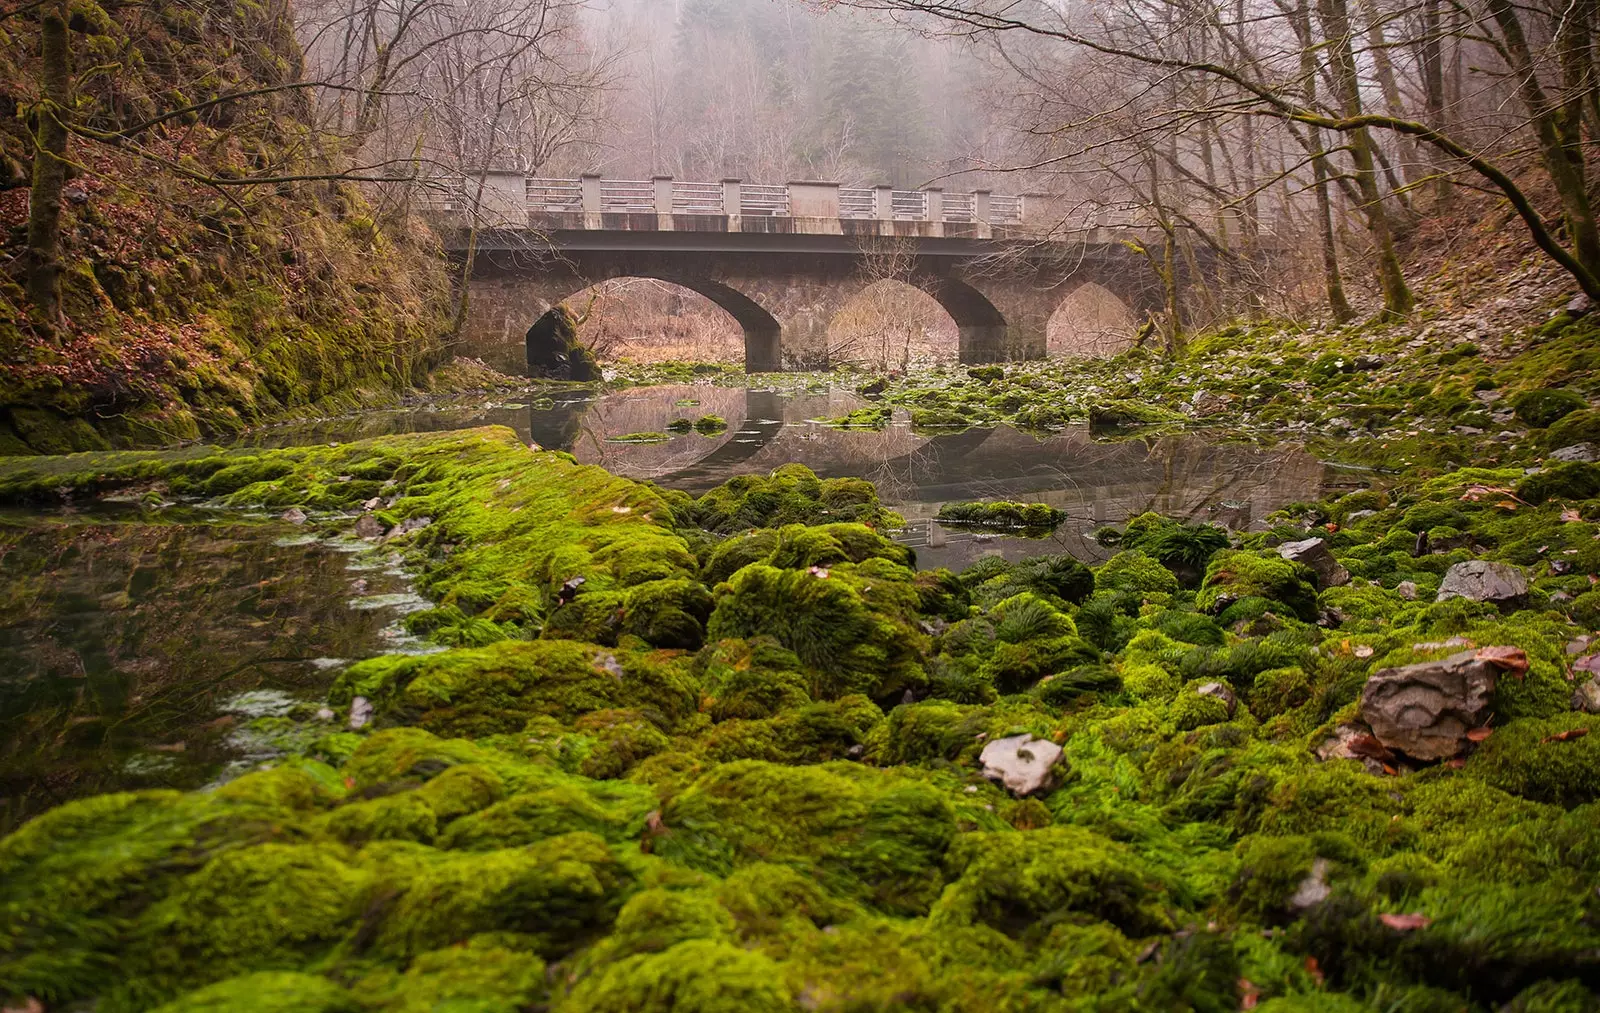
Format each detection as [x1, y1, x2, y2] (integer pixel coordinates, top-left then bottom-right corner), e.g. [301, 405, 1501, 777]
[915, 276, 1010, 365]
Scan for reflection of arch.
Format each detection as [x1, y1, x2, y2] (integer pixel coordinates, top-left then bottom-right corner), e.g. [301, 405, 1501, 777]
[1047, 281, 1136, 359]
[657, 390, 786, 489]
[543, 274, 783, 372]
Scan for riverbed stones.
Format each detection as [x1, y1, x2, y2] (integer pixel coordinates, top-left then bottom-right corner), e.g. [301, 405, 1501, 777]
[1278, 537, 1350, 587]
[1435, 560, 1528, 604]
[978, 733, 1064, 796]
[354, 513, 385, 539]
[1358, 649, 1496, 761]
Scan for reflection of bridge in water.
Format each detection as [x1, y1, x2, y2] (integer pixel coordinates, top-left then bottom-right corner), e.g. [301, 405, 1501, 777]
[534, 387, 1332, 569]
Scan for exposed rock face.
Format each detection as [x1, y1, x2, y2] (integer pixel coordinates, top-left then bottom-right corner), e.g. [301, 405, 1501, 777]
[1550, 443, 1598, 463]
[1359, 649, 1496, 760]
[1278, 538, 1350, 587]
[1435, 561, 1528, 604]
[525, 306, 599, 381]
[979, 733, 1064, 796]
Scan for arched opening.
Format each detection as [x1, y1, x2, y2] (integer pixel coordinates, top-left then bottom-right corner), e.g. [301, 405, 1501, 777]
[572, 278, 742, 363]
[553, 278, 742, 367]
[1047, 282, 1137, 358]
[920, 276, 1013, 364]
[827, 279, 960, 371]
[541, 275, 783, 373]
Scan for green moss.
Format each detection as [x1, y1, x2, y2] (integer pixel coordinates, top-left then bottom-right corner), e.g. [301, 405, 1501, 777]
[320, 792, 438, 845]
[931, 826, 1175, 941]
[1197, 550, 1319, 621]
[706, 562, 926, 700]
[1096, 549, 1182, 595]
[148, 972, 358, 1013]
[935, 500, 1067, 533]
[561, 939, 792, 1012]
[688, 464, 901, 533]
[1465, 714, 1600, 807]
[374, 832, 633, 960]
[330, 639, 698, 737]
[1511, 388, 1588, 427]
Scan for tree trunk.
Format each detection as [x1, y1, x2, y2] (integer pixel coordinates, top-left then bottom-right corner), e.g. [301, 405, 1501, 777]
[1418, 0, 1448, 201]
[1291, 0, 1355, 321]
[1315, 0, 1413, 319]
[1485, 0, 1600, 288]
[25, 1, 71, 332]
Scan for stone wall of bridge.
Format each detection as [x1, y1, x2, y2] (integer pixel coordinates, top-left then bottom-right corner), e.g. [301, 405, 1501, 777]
[453, 241, 1170, 374]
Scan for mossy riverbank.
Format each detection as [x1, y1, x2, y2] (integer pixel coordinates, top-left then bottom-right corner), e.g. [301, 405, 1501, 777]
[2, 410, 1598, 1011]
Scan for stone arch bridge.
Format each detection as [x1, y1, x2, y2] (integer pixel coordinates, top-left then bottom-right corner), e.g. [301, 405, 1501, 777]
[435, 174, 1172, 373]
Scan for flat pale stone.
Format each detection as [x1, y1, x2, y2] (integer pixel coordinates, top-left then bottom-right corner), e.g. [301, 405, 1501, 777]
[979, 733, 1063, 796]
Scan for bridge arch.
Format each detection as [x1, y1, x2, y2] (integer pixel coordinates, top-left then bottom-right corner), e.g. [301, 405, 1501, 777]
[540, 273, 782, 373]
[826, 279, 959, 368]
[1047, 281, 1138, 358]
[917, 275, 1012, 364]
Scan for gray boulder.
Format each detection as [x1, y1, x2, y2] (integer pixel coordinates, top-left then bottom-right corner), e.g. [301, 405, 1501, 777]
[1279, 538, 1350, 587]
[1435, 561, 1528, 604]
[979, 733, 1064, 796]
[1359, 649, 1496, 761]
[1550, 443, 1597, 463]
[1574, 676, 1600, 714]
[1395, 580, 1419, 600]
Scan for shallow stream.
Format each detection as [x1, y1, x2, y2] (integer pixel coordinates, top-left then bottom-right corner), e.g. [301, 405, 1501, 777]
[0, 379, 1349, 826]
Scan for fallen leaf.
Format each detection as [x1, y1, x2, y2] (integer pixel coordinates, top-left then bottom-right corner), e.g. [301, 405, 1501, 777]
[1446, 757, 1466, 769]
[1542, 728, 1589, 743]
[1346, 734, 1396, 762]
[1239, 978, 1260, 1010]
[1476, 646, 1529, 679]
[1354, 644, 1374, 658]
[1305, 956, 1325, 987]
[1495, 500, 1519, 510]
[1563, 508, 1583, 522]
[1379, 913, 1433, 931]
[1466, 726, 1493, 742]
[1325, 522, 1339, 533]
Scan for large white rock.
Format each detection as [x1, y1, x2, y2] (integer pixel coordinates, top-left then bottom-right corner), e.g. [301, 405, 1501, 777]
[979, 733, 1064, 796]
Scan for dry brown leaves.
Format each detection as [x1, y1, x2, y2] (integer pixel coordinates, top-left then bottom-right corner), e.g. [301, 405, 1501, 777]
[1476, 646, 1529, 679]
[1379, 913, 1433, 931]
[1542, 728, 1589, 743]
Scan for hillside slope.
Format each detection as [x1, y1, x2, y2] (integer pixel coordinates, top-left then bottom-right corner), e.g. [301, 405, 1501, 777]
[0, 0, 455, 454]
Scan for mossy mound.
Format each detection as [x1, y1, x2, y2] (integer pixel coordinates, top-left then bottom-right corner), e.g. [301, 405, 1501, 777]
[936, 500, 1068, 533]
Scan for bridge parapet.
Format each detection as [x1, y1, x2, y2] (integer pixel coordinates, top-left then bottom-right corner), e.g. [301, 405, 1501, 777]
[422, 172, 1036, 239]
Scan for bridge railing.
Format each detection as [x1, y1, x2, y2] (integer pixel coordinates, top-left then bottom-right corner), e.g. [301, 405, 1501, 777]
[450, 172, 1035, 231]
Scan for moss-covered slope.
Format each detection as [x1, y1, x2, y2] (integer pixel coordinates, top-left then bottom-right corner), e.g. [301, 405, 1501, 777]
[0, 1, 453, 454]
[2, 426, 1599, 1012]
